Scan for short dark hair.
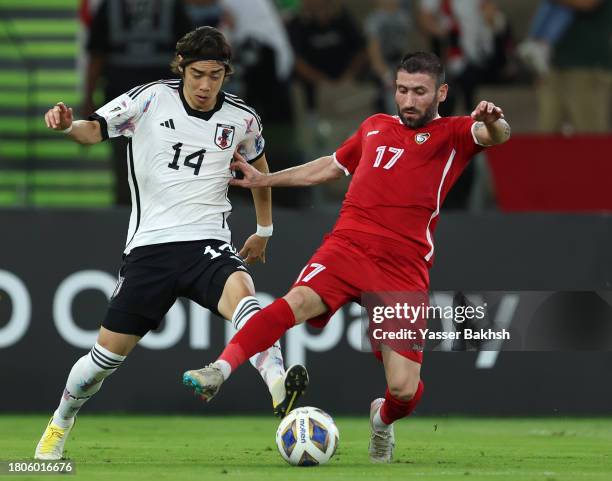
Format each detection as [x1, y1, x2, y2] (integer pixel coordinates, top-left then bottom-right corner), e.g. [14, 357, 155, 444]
[397, 52, 445, 87]
[170, 26, 233, 76]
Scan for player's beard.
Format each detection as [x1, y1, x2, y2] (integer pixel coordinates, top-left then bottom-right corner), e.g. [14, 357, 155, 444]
[398, 99, 439, 129]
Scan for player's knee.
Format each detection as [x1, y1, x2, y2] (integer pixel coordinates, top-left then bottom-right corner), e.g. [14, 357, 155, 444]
[284, 288, 309, 323]
[283, 287, 325, 324]
[388, 378, 419, 402]
[220, 271, 255, 305]
[217, 271, 256, 317]
[224, 271, 255, 296]
[97, 328, 138, 357]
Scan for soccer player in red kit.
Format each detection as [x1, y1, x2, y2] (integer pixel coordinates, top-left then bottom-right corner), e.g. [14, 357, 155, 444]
[183, 52, 511, 462]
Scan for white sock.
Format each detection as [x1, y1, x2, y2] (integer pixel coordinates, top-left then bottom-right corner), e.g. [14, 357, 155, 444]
[52, 343, 126, 428]
[232, 296, 286, 394]
[213, 360, 232, 381]
[373, 406, 392, 433]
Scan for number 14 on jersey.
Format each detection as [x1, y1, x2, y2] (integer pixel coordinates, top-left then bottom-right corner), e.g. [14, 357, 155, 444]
[168, 143, 206, 175]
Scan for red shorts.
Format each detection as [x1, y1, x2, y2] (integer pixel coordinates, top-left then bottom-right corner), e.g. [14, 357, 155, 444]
[293, 229, 429, 364]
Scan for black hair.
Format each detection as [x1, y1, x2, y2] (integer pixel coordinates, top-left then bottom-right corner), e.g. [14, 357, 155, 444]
[170, 26, 233, 76]
[397, 52, 445, 87]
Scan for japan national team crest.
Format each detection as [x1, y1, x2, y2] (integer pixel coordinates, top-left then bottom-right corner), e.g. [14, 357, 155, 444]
[215, 123, 235, 150]
[415, 132, 430, 144]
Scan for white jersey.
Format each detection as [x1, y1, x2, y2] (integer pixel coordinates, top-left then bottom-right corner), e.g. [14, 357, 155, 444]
[90, 79, 265, 254]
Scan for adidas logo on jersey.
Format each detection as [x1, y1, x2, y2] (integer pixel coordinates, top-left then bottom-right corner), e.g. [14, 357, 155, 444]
[160, 119, 175, 129]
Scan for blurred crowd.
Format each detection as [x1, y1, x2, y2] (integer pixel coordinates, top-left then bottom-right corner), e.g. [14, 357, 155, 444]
[77, 0, 612, 208]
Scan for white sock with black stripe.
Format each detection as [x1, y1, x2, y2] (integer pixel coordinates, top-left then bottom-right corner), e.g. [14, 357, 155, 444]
[52, 343, 126, 428]
[232, 296, 285, 396]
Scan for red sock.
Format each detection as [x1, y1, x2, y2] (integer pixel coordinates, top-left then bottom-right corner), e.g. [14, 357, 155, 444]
[218, 298, 296, 372]
[380, 379, 424, 425]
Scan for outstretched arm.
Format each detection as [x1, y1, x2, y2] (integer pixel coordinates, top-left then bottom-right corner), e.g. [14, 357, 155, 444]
[230, 153, 345, 189]
[249, 154, 272, 226]
[44, 102, 103, 145]
[239, 154, 272, 264]
[471, 101, 511, 146]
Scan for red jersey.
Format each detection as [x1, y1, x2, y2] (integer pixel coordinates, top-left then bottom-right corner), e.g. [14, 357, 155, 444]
[332, 114, 484, 266]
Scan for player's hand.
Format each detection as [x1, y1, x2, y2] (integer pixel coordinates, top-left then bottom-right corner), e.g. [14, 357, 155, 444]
[471, 101, 504, 125]
[44, 102, 73, 131]
[239, 234, 268, 265]
[229, 151, 267, 188]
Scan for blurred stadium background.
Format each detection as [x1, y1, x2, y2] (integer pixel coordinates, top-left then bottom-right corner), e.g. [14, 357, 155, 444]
[1, 0, 611, 478]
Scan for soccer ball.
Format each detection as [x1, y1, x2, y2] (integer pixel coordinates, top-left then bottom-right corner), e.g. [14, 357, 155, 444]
[275, 406, 339, 467]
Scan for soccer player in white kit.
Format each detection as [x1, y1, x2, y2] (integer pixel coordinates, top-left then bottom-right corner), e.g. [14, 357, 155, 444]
[35, 26, 308, 461]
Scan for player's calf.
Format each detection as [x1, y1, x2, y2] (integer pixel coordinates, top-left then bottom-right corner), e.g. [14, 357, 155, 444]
[34, 343, 126, 459]
[387, 377, 420, 402]
[368, 380, 425, 463]
[230, 295, 289, 409]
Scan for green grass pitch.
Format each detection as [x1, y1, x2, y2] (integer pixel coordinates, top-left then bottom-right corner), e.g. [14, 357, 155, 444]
[1, 415, 611, 481]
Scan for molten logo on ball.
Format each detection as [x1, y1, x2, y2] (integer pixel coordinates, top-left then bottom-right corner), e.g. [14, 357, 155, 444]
[276, 406, 339, 467]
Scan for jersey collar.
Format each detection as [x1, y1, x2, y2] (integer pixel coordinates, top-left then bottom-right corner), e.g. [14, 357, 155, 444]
[179, 82, 225, 121]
